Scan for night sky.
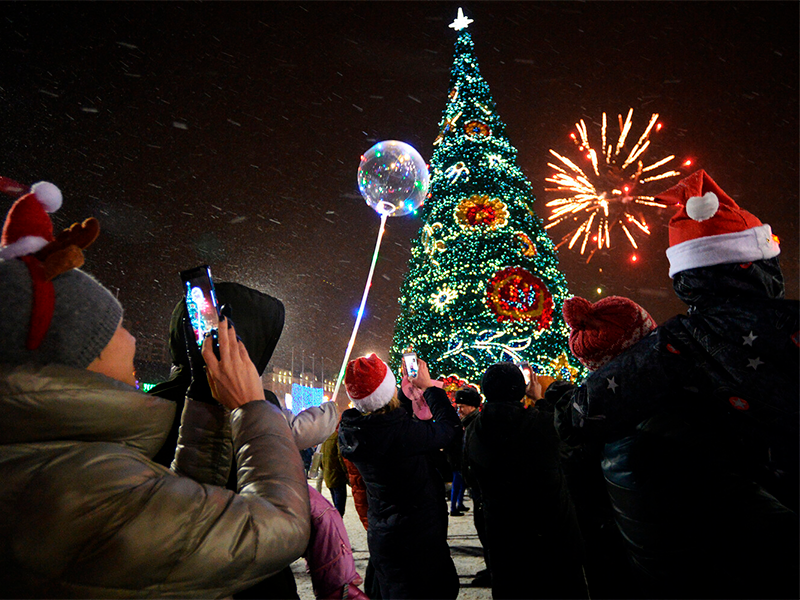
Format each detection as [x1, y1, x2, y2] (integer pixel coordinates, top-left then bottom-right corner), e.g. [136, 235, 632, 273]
[1, 2, 797, 381]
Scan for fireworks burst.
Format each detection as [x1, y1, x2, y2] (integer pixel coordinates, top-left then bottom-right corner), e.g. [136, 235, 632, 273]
[545, 109, 688, 262]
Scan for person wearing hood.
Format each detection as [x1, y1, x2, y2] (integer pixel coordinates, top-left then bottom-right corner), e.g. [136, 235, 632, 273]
[150, 283, 364, 600]
[338, 354, 461, 599]
[552, 170, 799, 599]
[463, 362, 587, 600]
[150, 282, 338, 469]
[0, 181, 310, 597]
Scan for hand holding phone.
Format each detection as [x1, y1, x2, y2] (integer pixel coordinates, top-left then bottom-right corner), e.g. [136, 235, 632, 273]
[202, 316, 265, 409]
[180, 265, 221, 357]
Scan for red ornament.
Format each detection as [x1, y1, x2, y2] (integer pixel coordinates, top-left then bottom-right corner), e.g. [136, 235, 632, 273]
[455, 195, 508, 230]
[486, 267, 554, 328]
[466, 203, 496, 226]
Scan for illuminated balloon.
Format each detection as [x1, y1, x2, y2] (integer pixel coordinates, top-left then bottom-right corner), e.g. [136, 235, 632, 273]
[357, 140, 429, 217]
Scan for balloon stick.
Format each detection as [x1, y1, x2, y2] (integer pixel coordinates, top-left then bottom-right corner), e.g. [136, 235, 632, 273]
[331, 211, 389, 404]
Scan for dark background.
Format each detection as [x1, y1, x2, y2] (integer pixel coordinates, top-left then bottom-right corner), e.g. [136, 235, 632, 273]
[1, 2, 797, 381]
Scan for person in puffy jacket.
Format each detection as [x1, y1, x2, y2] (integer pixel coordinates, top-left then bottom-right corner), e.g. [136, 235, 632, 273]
[339, 354, 461, 600]
[150, 282, 363, 600]
[552, 170, 799, 599]
[151, 282, 338, 470]
[0, 182, 310, 598]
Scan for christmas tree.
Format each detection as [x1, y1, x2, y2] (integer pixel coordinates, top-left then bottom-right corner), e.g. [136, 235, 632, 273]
[390, 9, 583, 386]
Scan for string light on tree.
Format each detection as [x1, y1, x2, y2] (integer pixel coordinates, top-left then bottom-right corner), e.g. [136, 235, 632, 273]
[545, 109, 692, 262]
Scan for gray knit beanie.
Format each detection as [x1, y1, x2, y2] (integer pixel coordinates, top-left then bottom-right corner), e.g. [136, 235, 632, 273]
[0, 258, 123, 368]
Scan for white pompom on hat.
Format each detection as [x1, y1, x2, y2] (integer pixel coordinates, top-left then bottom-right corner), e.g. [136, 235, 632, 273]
[0, 180, 63, 260]
[345, 353, 397, 413]
[655, 170, 780, 277]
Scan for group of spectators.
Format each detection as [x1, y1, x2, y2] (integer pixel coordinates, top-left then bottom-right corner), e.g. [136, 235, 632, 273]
[0, 168, 796, 600]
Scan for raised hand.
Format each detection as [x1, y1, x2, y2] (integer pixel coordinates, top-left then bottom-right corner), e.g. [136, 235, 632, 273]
[202, 316, 265, 409]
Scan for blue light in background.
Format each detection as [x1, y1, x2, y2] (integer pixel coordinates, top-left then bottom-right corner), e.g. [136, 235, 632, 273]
[291, 383, 324, 415]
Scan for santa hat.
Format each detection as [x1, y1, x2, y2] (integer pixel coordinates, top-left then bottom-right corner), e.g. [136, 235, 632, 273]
[563, 296, 657, 371]
[345, 353, 397, 413]
[0, 180, 63, 260]
[655, 170, 779, 278]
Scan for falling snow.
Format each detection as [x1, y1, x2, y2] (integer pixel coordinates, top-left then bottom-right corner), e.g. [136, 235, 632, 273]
[0, 1, 796, 377]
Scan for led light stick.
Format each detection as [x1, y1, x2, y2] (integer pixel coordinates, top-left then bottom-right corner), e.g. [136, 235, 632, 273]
[331, 140, 429, 404]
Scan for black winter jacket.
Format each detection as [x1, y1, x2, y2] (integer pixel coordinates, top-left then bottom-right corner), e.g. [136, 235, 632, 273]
[465, 399, 586, 599]
[339, 386, 461, 600]
[554, 258, 799, 599]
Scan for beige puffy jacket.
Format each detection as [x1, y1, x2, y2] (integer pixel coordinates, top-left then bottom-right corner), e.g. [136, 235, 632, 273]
[0, 364, 310, 598]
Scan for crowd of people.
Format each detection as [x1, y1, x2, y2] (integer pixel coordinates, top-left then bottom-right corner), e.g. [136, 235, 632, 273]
[0, 168, 796, 600]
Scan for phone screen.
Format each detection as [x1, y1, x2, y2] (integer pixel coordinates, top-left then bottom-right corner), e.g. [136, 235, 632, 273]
[517, 362, 532, 385]
[180, 265, 220, 348]
[403, 352, 419, 378]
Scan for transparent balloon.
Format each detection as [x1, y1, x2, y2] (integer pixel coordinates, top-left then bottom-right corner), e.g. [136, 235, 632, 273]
[357, 140, 429, 217]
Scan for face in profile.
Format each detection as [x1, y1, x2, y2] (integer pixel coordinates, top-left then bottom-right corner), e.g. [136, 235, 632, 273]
[456, 403, 477, 419]
[87, 322, 137, 386]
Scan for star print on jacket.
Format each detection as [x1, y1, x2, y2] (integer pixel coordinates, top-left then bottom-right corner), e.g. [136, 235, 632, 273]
[606, 377, 618, 392]
[747, 357, 764, 370]
[742, 331, 757, 346]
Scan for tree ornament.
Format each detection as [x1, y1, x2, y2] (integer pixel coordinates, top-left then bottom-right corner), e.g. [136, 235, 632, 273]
[464, 119, 491, 138]
[430, 285, 458, 313]
[548, 352, 580, 383]
[486, 266, 554, 328]
[445, 162, 470, 183]
[455, 194, 509, 230]
[517, 232, 538, 257]
[433, 111, 463, 146]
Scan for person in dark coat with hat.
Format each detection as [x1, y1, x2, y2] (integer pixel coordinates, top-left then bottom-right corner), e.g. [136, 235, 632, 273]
[552, 170, 799, 599]
[339, 354, 461, 600]
[452, 387, 493, 587]
[448, 386, 481, 517]
[464, 362, 587, 599]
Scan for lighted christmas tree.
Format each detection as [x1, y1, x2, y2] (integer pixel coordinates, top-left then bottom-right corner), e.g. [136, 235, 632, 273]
[390, 9, 583, 386]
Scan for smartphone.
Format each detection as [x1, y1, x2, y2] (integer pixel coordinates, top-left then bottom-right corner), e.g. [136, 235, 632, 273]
[180, 265, 220, 349]
[516, 361, 532, 385]
[402, 352, 419, 378]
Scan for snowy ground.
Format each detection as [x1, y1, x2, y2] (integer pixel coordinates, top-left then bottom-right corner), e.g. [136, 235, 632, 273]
[292, 478, 492, 599]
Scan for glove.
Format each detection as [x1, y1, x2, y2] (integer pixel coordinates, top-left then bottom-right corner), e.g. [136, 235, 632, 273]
[400, 376, 433, 420]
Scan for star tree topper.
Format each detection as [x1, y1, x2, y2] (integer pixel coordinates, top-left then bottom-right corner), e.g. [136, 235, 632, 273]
[449, 7, 473, 31]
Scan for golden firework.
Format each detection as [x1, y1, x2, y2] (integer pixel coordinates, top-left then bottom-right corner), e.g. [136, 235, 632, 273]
[545, 109, 684, 262]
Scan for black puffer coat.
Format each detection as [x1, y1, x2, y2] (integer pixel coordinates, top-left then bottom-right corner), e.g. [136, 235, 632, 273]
[554, 258, 799, 599]
[339, 386, 461, 600]
[465, 399, 586, 599]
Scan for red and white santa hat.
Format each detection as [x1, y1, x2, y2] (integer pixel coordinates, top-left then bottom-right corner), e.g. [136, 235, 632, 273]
[345, 353, 397, 413]
[655, 170, 779, 277]
[0, 179, 63, 260]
